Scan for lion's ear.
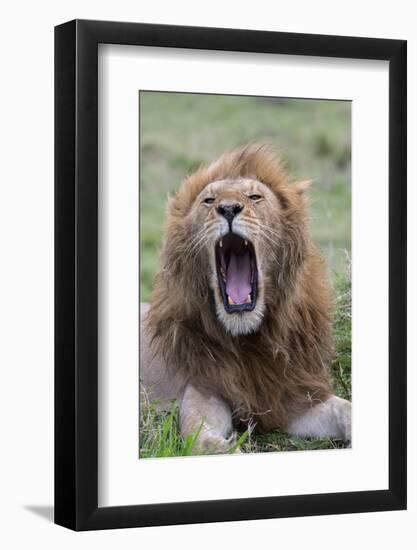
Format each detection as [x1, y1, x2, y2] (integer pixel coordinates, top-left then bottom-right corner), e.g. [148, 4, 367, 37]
[294, 179, 312, 194]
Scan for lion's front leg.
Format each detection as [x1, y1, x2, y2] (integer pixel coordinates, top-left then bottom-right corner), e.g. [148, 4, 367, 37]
[179, 383, 239, 454]
[286, 395, 351, 444]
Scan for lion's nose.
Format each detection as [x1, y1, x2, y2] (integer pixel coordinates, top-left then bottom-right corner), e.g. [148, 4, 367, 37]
[216, 202, 243, 225]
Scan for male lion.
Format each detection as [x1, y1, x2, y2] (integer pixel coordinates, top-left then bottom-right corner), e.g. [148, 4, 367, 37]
[140, 144, 351, 453]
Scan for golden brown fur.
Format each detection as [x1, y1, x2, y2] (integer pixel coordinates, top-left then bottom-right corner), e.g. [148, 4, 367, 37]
[146, 144, 334, 432]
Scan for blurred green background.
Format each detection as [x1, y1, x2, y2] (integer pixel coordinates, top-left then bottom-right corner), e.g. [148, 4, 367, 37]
[140, 92, 351, 301]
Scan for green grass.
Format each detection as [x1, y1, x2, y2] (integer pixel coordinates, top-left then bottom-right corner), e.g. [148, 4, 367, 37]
[140, 400, 250, 458]
[139, 91, 351, 457]
[139, 402, 204, 458]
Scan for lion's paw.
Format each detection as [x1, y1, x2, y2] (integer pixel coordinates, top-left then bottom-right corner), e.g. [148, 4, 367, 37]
[196, 431, 242, 455]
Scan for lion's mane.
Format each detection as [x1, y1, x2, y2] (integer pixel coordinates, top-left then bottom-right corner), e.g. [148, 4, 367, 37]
[146, 144, 333, 431]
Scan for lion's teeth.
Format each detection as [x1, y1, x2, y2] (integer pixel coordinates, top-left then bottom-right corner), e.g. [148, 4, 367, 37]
[219, 239, 223, 248]
[244, 240, 248, 246]
[245, 294, 251, 303]
[228, 296, 235, 305]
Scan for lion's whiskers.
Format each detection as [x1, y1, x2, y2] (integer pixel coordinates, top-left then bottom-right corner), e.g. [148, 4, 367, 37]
[183, 225, 216, 263]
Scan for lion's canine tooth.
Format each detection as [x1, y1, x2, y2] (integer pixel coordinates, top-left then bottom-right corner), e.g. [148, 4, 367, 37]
[244, 240, 248, 246]
[219, 239, 223, 248]
[228, 296, 235, 305]
[245, 294, 251, 304]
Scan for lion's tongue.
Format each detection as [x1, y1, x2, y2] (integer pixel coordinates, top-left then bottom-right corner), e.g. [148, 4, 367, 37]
[226, 251, 251, 305]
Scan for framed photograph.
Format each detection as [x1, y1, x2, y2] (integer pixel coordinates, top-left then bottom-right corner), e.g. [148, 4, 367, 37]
[55, 19, 407, 530]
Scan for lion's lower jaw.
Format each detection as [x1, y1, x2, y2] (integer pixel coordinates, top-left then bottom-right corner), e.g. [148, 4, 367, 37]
[215, 301, 265, 336]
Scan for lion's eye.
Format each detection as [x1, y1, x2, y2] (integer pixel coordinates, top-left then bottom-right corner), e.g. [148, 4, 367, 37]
[203, 197, 215, 205]
[249, 194, 262, 201]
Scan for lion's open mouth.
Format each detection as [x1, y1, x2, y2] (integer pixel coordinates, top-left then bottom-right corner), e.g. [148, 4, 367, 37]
[215, 233, 258, 313]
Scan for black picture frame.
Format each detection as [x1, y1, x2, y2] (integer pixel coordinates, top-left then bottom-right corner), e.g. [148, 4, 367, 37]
[55, 19, 407, 531]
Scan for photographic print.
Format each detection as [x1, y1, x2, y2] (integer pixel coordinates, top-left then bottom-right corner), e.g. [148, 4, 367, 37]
[139, 91, 352, 458]
[55, 20, 406, 529]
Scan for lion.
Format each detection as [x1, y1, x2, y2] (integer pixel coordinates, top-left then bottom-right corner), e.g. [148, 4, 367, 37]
[140, 144, 351, 453]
